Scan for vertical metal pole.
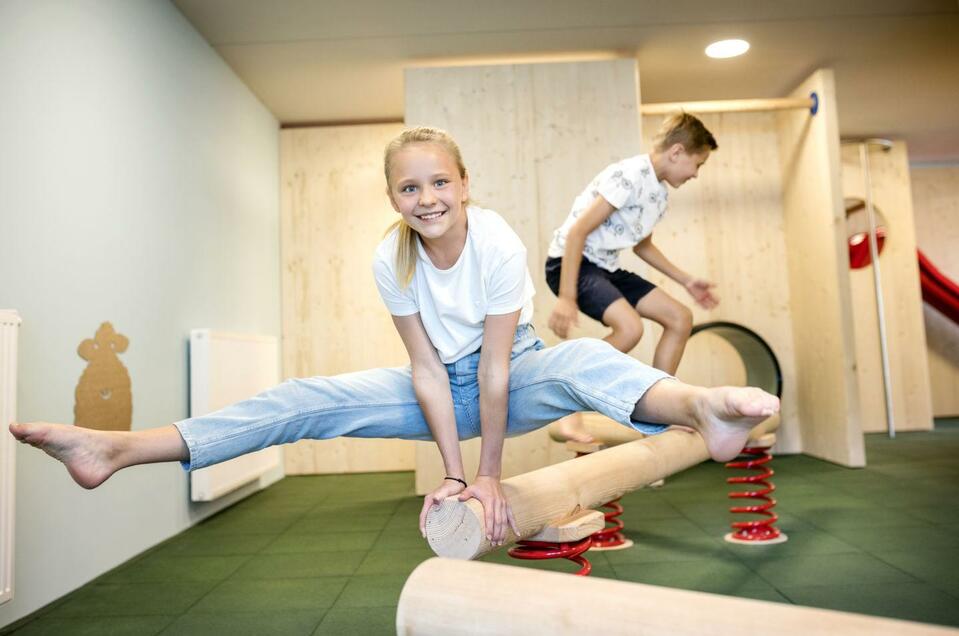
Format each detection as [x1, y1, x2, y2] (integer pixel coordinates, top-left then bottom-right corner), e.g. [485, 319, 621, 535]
[860, 143, 896, 438]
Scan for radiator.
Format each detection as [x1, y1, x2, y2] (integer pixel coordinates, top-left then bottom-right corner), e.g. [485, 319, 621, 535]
[0, 310, 21, 605]
[189, 329, 282, 501]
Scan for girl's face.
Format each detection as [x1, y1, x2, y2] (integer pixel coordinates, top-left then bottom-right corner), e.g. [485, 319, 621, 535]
[662, 144, 710, 188]
[386, 143, 470, 242]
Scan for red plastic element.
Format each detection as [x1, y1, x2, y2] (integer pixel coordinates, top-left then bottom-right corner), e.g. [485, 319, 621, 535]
[918, 249, 959, 325]
[725, 446, 785, 543]
[848, 227, 886, 269]
[508, 537, 593, 576]
[590, 499, 629, 549]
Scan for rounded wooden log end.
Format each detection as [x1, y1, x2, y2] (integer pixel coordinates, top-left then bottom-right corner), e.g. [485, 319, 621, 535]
[425, 498, 485, 560]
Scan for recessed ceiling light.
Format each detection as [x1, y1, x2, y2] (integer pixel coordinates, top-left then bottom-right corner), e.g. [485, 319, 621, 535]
[705, 39, 750, 59]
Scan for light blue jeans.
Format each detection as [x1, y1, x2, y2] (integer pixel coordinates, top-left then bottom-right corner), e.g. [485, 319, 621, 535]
[174, 325, 670, 470]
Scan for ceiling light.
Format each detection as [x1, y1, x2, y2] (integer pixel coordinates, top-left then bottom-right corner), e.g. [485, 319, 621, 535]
[705, 39, 750, 59]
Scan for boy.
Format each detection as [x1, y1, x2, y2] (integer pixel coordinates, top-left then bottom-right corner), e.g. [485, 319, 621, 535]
[546, 113, 719, 440]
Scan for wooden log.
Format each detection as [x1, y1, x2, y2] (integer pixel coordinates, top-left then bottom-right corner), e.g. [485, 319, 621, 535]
[525, 509, 604, 543]
[397, 558, 956, 636]
[424, 429, 709, 559]
[641, 96, 815, 116]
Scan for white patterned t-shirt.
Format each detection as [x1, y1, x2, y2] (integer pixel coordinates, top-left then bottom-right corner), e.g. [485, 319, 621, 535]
[547, 154, 669, 272]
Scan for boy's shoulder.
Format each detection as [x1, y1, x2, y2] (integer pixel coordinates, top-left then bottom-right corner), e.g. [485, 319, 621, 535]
[620, 153, 652, 174]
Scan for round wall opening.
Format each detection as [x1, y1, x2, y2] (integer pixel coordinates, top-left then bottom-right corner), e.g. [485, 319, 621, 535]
[845, 197, 888, 269]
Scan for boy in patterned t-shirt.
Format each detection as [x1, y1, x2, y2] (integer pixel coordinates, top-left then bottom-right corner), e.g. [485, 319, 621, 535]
[545, 114, 719, 440]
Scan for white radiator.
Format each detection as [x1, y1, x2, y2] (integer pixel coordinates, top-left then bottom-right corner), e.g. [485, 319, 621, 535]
[0, 310, 21, 606]
[189, 329, 282, 501]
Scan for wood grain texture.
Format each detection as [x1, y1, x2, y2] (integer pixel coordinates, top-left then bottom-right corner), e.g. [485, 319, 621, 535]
[397, 558, 956, 636]
[911, 166, 959, 417]
[424, 430, 709, 560]
[280, 123, 416, 474]
[777, 69, 864, 466]
[841, 142, 933, 432]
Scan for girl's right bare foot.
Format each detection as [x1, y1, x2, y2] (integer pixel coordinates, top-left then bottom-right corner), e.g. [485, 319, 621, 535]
[692, 386, 780, 463]
[8, 422, 119, 489]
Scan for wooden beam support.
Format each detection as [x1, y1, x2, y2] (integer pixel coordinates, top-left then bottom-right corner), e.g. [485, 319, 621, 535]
[397, 558, 956, 636]
[525, 509, 604, 543]
[424, 429, 709, 559]
[642, 96, 815, 115]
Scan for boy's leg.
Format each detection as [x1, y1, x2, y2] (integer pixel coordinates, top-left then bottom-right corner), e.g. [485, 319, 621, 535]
[634, 288, 693, 374]
[600, 298, 644, 352]
[10, 366, 434, 488]
[506, 338, 778, 462]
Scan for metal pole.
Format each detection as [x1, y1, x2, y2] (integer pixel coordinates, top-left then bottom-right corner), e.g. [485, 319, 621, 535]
[860, 143, 896, 438]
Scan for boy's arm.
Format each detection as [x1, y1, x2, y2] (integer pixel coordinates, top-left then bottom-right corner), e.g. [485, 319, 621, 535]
[550, 196, 618, 338]
[633, 235, 719, 309]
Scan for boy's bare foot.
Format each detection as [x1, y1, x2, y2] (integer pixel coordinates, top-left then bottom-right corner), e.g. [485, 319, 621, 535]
[8, 422, 118, 489]
[693, 387, 780, 462]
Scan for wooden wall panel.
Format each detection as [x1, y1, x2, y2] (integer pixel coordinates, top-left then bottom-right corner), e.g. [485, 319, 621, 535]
[280, 123, 417, 474]
[777, 70, 864, 466]
[639, 111, 801, 453]
[911, 166, 959, 416]
[405, 60, 643, 493]
[841, 142, 933, 432]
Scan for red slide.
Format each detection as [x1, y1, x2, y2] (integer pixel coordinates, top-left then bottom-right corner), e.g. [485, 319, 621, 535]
[918, 250, 959, 325]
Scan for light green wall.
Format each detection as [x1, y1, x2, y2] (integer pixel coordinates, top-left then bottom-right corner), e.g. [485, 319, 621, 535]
[0, 0, 280, 625]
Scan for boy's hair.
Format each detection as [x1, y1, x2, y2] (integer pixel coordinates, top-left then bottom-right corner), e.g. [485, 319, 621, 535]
[653, 112, 718, 154]
[383, 126, 468, 288]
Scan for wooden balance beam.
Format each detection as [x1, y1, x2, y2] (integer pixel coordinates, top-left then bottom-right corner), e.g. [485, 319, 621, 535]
[425, 428, 710, 560]
[397, 558, 956, 636]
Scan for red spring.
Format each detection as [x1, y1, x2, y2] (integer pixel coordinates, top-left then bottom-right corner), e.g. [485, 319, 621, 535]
[590, 499, 630, 549]
[725, 446, 786, 543]
[508, 536, 593, 576]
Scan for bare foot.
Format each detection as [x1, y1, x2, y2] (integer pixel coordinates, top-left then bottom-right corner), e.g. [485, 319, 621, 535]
[693, 387, 780, 463]
[553, 417, 594, 444]
[8, 422, 119, 489]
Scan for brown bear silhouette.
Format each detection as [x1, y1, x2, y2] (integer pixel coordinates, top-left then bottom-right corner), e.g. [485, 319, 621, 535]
[74, 322, 132, 431]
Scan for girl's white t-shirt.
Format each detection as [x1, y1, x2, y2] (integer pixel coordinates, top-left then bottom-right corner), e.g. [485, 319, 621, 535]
[372, 206, 536, 364]
[547, 153, 669, 272]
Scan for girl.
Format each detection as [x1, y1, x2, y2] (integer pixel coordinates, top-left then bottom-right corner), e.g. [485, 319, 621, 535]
[9, 127, 779, 547]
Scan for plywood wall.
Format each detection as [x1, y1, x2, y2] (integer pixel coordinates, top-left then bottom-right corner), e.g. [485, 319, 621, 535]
[280, 123, 418, 474]
[405, 59, 643, 493]
[911, 166, 959, 416]
[639, 111, 801, 453]
[777, 70, 864, 466]
[841, 142, 933, 432]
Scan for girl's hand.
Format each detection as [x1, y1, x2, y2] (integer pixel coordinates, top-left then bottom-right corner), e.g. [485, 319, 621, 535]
[685, 278, 719, 309]
[548, 297, 580, 339]
[419, 478, 466, 537]
[457, 475, 519, 545]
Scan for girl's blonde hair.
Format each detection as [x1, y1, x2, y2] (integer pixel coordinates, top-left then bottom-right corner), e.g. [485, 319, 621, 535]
[383, 126, 468, 287]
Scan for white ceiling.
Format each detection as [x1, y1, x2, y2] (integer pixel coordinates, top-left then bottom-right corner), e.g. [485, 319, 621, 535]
[173, 0, 959, 163]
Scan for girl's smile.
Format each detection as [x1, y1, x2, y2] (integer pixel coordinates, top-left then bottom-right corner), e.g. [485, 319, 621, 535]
[387, 142, 470, 259]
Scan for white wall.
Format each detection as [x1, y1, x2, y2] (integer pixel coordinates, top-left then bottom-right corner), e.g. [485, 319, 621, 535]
[0, 0, 280, 626]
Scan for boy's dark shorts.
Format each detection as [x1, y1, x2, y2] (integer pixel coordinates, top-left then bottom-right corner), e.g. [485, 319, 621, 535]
[545, 256, 657, 323]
